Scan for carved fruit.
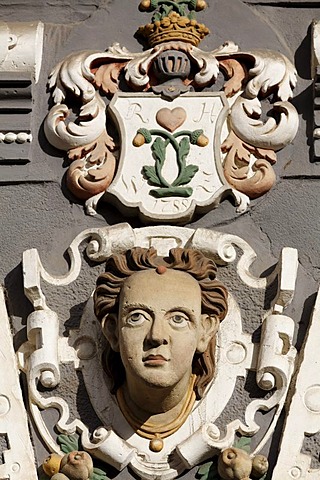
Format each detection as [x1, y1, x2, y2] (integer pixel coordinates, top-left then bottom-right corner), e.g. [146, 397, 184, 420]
[218, 448, 252, 480]
[133, 133, 146, 147]
[197, 134, 209, 147]
[43, 453, 63, 477]
[51, 474, 69, 480]
[60, 451, 93, 480]
[196, 0, 207, 11]
[251, 455, 269, 478]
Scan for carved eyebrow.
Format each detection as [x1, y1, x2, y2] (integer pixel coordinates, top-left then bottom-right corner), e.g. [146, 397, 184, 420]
[121, 303, 154, 315]
[120, 304, 197, 323]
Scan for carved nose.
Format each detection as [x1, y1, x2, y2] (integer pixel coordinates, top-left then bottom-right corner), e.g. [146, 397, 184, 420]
[147, 317, 168, 346]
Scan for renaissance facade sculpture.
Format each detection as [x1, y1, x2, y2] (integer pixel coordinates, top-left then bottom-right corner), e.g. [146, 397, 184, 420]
[4, 1, 318, 480]
[94, 247, 228, 453]
[44, 0, 299, 223]
[18, 223, 299, 480]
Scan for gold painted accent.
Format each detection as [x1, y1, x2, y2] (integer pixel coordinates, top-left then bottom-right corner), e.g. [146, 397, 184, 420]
[117, 375, 196, 451]
[43, 453, 63, 477]
[133, 133, 146, 147]
[138, 12, 209, 47]
[196, 134, 209, 147]
[149, 435, 164, 452]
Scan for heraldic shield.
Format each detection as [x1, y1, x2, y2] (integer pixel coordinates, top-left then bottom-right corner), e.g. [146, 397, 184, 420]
[44, 0, 299, 224]
[107, 92, 230, 223]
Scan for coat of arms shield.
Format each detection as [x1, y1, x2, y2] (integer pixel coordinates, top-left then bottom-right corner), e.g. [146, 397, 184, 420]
[44, 0, 299, 224]
[107, 92, 230, 223]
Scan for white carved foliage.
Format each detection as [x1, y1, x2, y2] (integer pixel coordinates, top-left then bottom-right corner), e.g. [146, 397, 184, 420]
[45, 42, 299, 156]
[228, 49, 299, 151]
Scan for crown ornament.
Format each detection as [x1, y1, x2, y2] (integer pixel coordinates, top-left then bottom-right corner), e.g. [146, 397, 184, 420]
[138, 0, 209, 47]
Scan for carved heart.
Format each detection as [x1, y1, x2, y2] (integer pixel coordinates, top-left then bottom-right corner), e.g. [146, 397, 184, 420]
[156, 107, 187, 132]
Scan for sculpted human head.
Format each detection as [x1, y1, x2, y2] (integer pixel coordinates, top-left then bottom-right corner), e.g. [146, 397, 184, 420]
[94, 247, 228, 399]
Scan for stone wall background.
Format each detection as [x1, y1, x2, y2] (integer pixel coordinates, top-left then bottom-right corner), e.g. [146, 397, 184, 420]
[1, 0, 320, 477]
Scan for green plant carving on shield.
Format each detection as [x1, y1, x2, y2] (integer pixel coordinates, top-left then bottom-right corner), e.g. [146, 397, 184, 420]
[133, 127, 209, 198]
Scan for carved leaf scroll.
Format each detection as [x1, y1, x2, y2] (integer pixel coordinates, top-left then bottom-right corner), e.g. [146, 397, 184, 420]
[93, 62, 128, 95]
[243, 49, 297, 102]
[44, 31, 298, 218]
[67, 131, 117, 200]
[219, 59, 247, 97]
[222, 130, 276, 199]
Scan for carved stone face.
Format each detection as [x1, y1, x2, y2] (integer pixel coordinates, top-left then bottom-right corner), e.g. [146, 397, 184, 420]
[104, 268, 219, 390]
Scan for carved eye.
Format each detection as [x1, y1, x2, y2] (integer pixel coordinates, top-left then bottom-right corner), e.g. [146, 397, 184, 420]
[169, 312, 189, 328]
[126, 311, 148, 326]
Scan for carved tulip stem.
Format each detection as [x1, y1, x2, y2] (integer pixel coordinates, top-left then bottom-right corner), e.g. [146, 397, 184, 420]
[138, 129, 200, 198]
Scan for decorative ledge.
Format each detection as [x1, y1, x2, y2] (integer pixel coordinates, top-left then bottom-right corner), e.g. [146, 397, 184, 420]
[0, 22, 43, 165]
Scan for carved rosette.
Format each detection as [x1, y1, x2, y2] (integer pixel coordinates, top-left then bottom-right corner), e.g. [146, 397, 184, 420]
[44, 4, 298, 222]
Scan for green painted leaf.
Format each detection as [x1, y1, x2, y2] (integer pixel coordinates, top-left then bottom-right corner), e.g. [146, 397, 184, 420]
[177, 4, 187, 15]
[178, 137, 190, 164]
[143, 165, 163, 187]
[234, 436, 251, 454]
[196, 460, 220, 480]
[151, 137, 166, 167]
[197, 462, 212, 476]
[175, 164, 199, 186]
[90, 467, 109, 480]
[162, 4, 173, 15]
[152, 11, 162, 22]
[58, 434, 80, 454]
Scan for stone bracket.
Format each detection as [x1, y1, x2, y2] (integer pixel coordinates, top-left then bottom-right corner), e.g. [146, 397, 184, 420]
[272, 287, 320, 479]
[0, 286, 37, 480]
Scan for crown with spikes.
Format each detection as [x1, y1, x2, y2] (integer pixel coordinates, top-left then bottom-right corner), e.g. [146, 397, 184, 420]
[137, 0, 209, 47]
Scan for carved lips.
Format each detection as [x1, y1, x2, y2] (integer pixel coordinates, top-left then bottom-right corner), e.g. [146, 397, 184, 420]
[143, 354, 168, 366]
[156, 107, 186, 132]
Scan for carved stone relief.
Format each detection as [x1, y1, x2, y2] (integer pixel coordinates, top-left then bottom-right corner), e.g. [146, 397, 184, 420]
[312, 20, 320, 161]
[0, 286, 37, 480]
[19, 224, 300, 480]
[1, 3, 318, 480]
[272, 288, 320, 479]
[44, 0, 298, 223]
[0, 22, 43, 165]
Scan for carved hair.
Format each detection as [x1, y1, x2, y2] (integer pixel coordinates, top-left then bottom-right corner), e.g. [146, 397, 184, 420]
[94, 247, 228, 399]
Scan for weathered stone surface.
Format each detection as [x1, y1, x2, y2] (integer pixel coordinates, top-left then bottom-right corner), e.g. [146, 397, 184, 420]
[0, 1, 319, 479]
[0, 0, 105, 24]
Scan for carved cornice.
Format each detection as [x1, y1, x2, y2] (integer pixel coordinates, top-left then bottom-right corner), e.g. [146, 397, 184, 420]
[0, 22, 43, 165]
